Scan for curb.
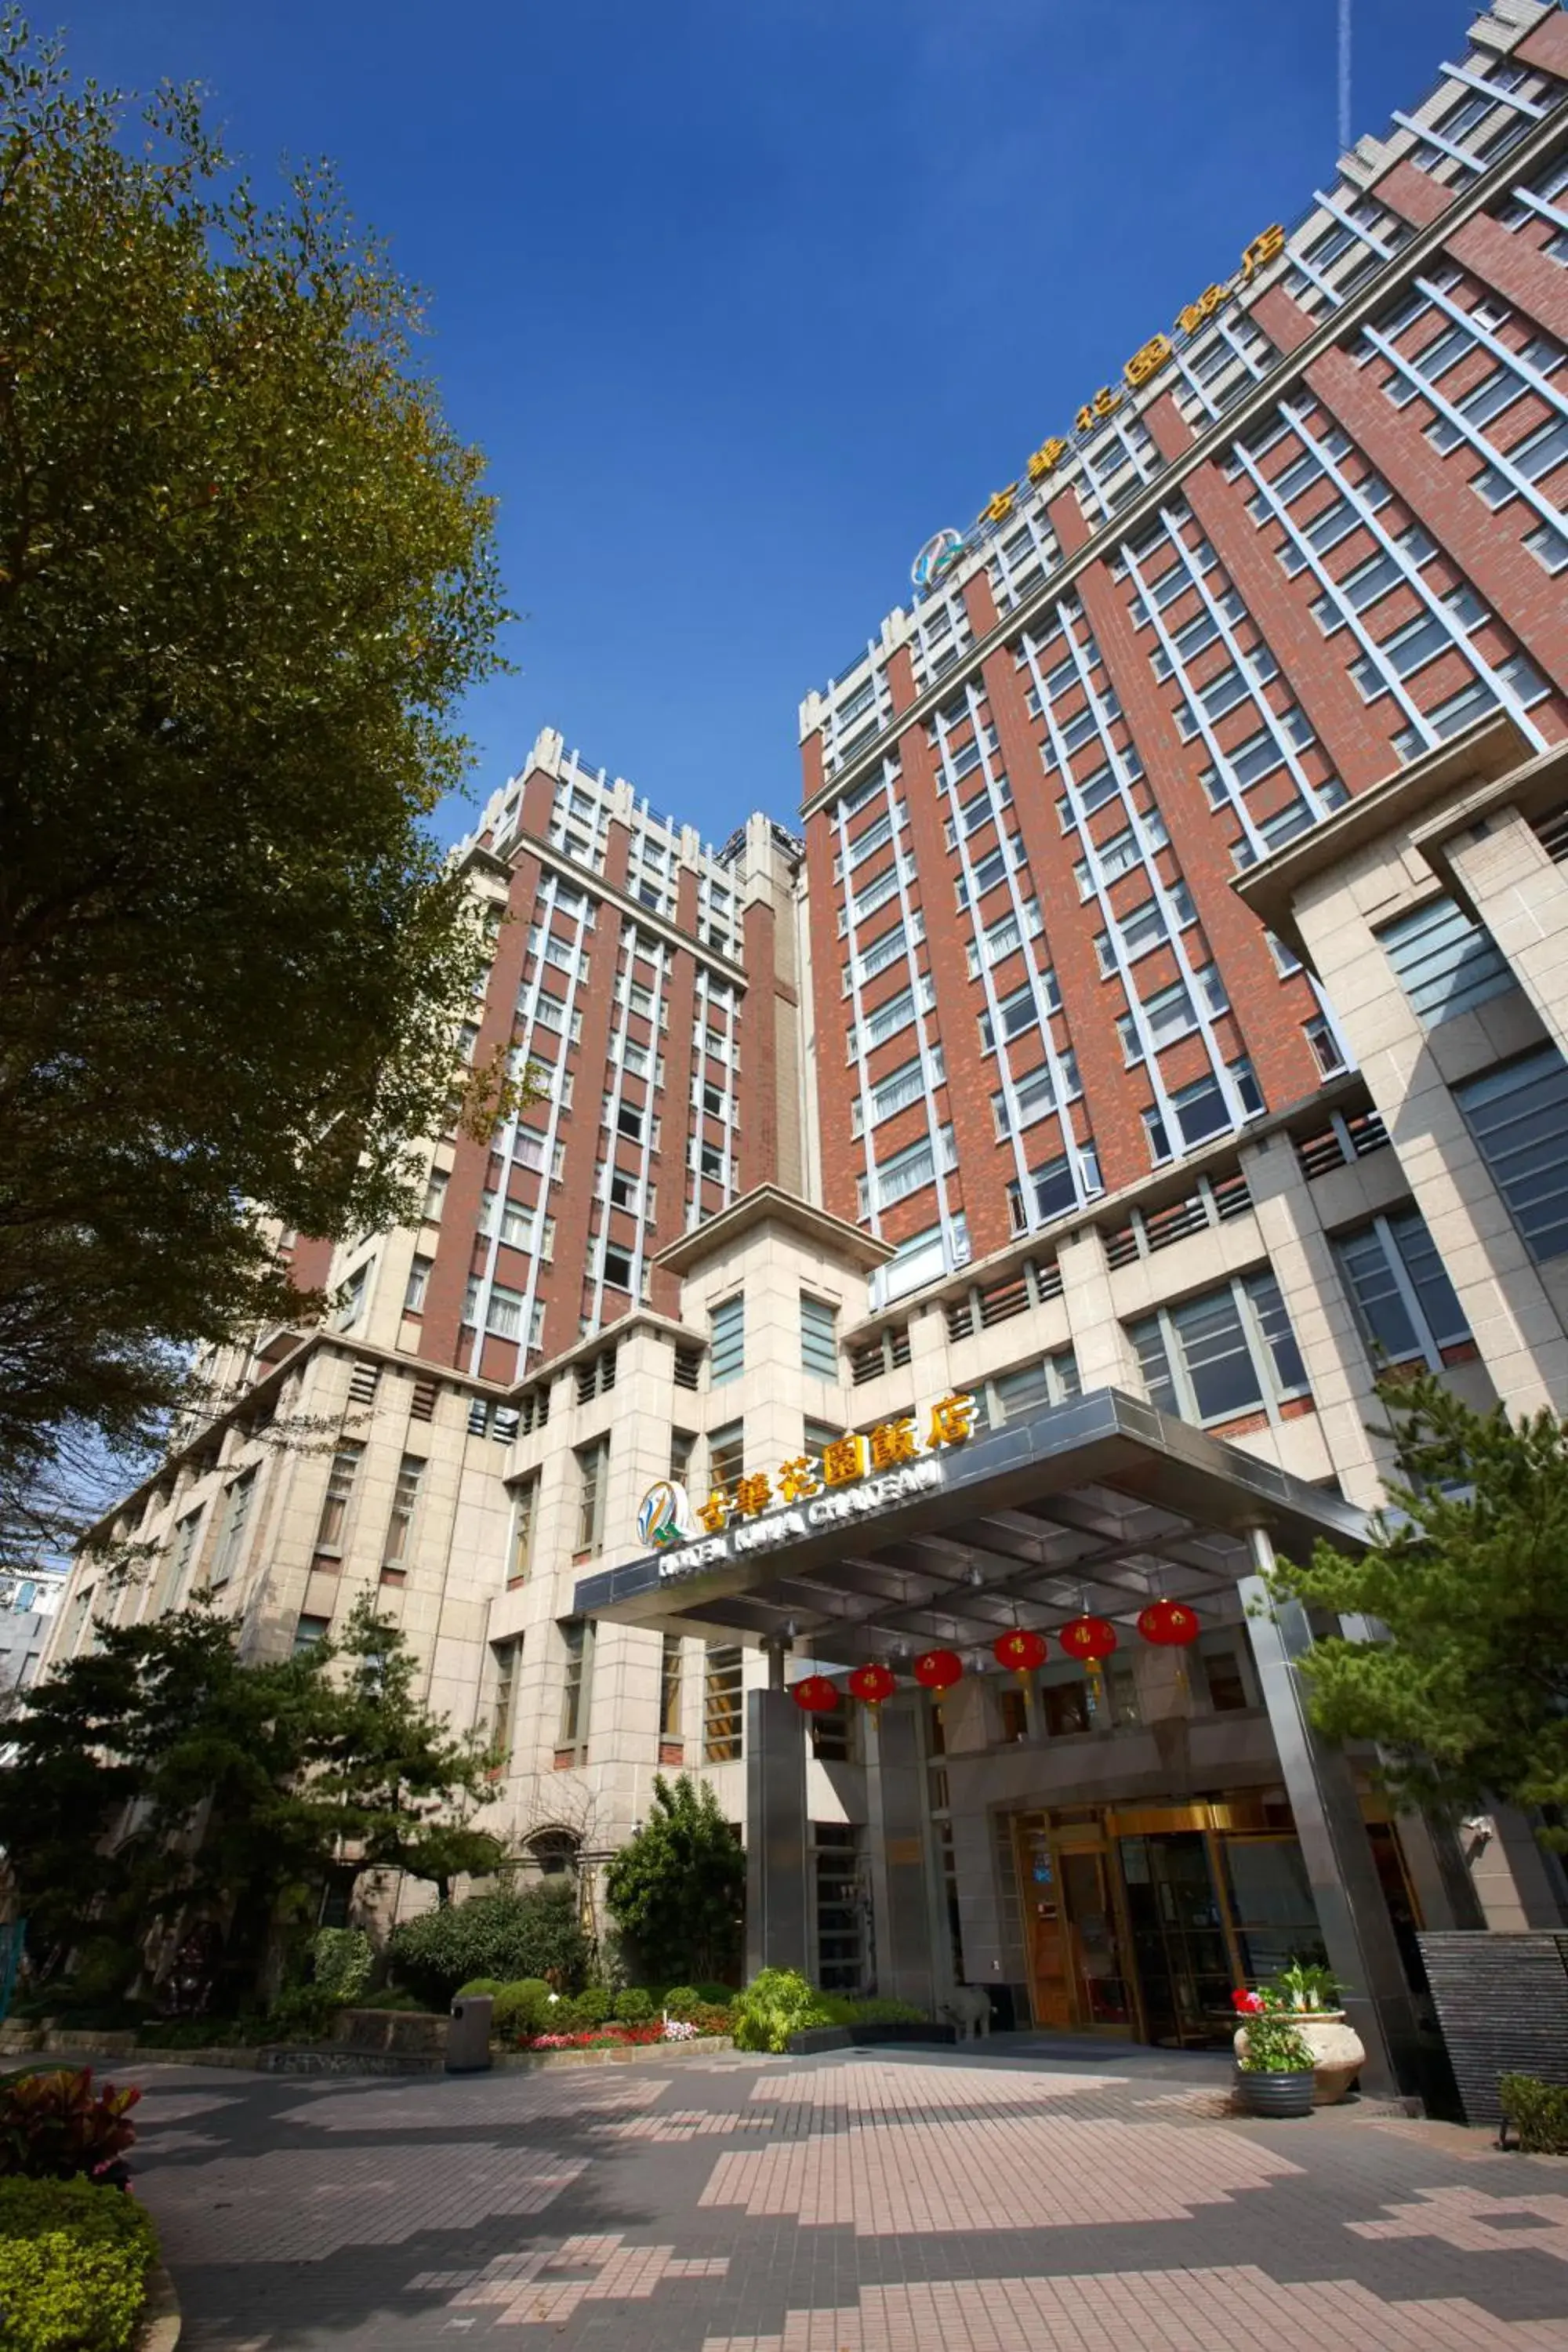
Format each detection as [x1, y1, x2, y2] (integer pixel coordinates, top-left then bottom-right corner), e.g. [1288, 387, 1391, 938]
[113, 2034, 734, 2078]
[140, 2259, 180, 2352]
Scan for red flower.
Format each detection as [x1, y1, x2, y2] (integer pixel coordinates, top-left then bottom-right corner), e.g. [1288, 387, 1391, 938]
[1231, 1988, 1265, 2014]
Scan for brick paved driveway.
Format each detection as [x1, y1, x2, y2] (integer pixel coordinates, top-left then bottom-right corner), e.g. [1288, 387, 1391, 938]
[125, 2045, 1568, 2349]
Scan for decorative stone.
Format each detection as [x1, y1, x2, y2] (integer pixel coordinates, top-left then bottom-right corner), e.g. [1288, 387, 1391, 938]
[1233, 2012, 1365, 2105]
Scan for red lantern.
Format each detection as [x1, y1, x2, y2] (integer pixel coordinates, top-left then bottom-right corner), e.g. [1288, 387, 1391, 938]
[913, 1646, 964, 1692]
[1058, 1613, 1118, 1664]
[848, 1662, 898, 1708]
[790, 1675, 840, 1715]
[993, 1628, 1048, 1678]
[1137, 1598, 1200, 1647]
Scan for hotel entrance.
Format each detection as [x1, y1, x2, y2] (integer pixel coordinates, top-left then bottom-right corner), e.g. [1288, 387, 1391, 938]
[1013, 1800, 1327, 2046]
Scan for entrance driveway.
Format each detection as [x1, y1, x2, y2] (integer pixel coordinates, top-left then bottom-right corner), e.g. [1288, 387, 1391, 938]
[127, 2045, 1568, 2348]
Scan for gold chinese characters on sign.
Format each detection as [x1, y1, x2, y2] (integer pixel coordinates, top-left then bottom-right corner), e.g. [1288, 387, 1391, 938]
[694, 1393, 977, 1535]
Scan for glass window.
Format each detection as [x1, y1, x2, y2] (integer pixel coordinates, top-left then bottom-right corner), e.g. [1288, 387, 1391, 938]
[574, 1437, 609, 1556]
[704, 1642, 745, 1762]
[315, 1443, 362, 1555]
[1378, 894, 1513, 1026]
[1131, 1272, 1307, 1428]
[660, 1635, 684, 1740]
[709, 1421, 745, 1492]
[558, 1619, 593, 1751]
[208, 1469, 256, 1591]
[1334, 1208, 1470, 1368]
[491, 1636, 521, 1757]
[1457, 1046, 1568, 1265]
[508, 1479, 538, 1586]
[292, 1613, 332, 1656]
[382, 1454, 423, 1570]
[159, 1511, 205, 1613]
[800, 1294, 839, 1379]
[710, 1293, 745, 1384]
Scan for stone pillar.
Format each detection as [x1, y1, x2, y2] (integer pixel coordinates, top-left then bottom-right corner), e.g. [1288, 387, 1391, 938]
[744, 1687, 809, 1979]
[1241, 1534, 1423, 2097]
[865, 1698, 938, 2010]
[1058, 1227, 1142, 1394]
[1443, 808, 1568, 1065]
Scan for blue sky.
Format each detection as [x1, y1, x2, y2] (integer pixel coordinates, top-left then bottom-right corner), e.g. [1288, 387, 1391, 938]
[66, 0, 1471, 844]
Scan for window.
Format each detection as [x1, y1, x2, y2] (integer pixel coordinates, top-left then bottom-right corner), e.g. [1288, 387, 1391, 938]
[800, 1294, 839, 1379]
[858, 1126, 956, 1215]
[981, 1350, 1080, 1425]
[558, 1620, 593, 1752]
[485, 1284, 528, 1340]
[1378, 895, 1513, 1027]
[615, 1102, 644, 1143]
[1457, 1047, 1568, 1265]
[660, 1635, 684, 1740]
[159, 1511, 205, 1612]
[509, 1479, 538, 1586]
[315, 1443, 362, 1555]
[1131, 1271, 1308, 1428]
[602, 1243, 633, 1290]
[1334, 1209, 1470, 1369]
[491, 1637, 521, 1758]
[704, 1643, 745, 1762]
[852, 1048, 943, 1135]
[1040, 1671, 1091, 1737]
[812, 1821, 866, 1991]
[997, 1686, 1029, 1744]
[1305, 1014, 1346, 1077]
[332, 1259, 372, 1330]
[575, 1437, 609, 1557]
[421, 1169, 448, 1221]
[404, 1256, 433, 1313]
[382, 1454, 423, 1571]
[670, 1429, 695, 1482]
[293, 1613, 332, 1656]
[708, 1421, 745, 1493]
[711, 1294, 745, 1385]
[1199, 1636, 1251, 1714]
[1007, 1150, 1081, 1233]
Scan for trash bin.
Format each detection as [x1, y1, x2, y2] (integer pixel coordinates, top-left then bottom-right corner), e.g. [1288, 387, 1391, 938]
[446, 1994, 493, 2074]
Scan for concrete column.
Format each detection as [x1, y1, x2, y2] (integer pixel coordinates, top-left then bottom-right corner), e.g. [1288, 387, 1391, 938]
[865, 1698, 938, 2009]
[1443, 808, 1568, 1065]
[1058, 1227, 1142, 1395]
[744, 1687, 809, 1979]
[1241, 1535, 1423, 2098]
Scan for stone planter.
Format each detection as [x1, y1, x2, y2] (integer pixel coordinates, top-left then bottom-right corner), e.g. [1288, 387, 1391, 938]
[1234, 2065, 1316, 2118]
[1233, 2011, 1365, 2106]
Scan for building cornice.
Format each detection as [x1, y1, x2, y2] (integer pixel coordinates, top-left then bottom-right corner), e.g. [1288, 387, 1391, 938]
[797, 98, 1568, 824]
[653, 1184, 895, 1276]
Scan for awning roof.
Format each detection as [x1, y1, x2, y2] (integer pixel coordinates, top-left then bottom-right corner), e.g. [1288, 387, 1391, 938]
[573, 1388, 1370, 1668]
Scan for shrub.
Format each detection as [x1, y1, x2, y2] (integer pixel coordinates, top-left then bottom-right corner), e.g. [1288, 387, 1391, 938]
[263, 1985, 340, 2042]
[491, 1980, 552, 2038]
[695, 1982, 737, 2005]
[603, 1774, 744, 1985]
[0, 2176, 157, 2352]
[662, 1985, 701, 2020]
[456, 1979, 506, 1999]
[135, 2018, 263, 2051]
[359, 1987, 430, 2013]
[730, 1969, 829, 2054]
[0, 2071, 140, 2188]
[1500, 2073, 1568, 2153]
[548, 1986, 610, 2033]
[387, 1883, 591, 2005]
[612, 1987, 655, 2024]
[689, 2002, 732, 2036]
[1236, 2013, 1315, 2074]
[817, 1996, 927, 2027]
[311, 1927, 373, 2007]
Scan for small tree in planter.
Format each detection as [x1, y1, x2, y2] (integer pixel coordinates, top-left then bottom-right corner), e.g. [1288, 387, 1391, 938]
[1232, 1994, 1316, 2118]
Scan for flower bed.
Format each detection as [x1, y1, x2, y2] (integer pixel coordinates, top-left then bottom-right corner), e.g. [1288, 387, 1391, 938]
[519, 2020, 688, 2052]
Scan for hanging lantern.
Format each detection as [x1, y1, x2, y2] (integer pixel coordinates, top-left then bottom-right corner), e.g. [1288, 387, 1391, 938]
[1058, 1614, 1118, 1664]
[993, 1628, 1048, 1679]
[790, 1675, 840, 1715]
[1137, 1598, 1200, 1647]
[913, 1646, 964, 1692]
[848, 1661, 898, 1708]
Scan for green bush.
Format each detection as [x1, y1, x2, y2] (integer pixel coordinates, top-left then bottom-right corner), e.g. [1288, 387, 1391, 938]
[358, 1987, 430, 2013]
[491, 1980, 552, 2038]
[662, 1985, 701, 2020]
[1236, 2013, 1315, 2074]
[264, 1984, 340, 2042]
[550, 1986, 610, 2032]
[730, 1969, 830, 2053]
[1499, 2073, 1568, 2153]
[822, 1996, 927, 2027]
[311, 1926, 373, 2007]
[456, 1978, 506, 1999]
[136, 2017, 263, 2050]
[612, 1987, 655, 2024]
[695, 1981, 737, 2005]
[387, 1883, 592, 2005]
[0, 2174, 157, 2352]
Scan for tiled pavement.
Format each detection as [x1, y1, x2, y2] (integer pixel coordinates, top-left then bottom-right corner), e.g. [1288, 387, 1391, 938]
[122, 2043, 1568, 2350]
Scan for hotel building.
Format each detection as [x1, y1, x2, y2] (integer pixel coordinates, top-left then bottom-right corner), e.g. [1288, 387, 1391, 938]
[54, 1, 1568, 2092]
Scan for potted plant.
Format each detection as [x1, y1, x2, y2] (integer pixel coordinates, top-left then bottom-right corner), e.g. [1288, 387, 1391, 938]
[1230, 1992, 1316, 2118]
[1263, 1962, 1366, 2105]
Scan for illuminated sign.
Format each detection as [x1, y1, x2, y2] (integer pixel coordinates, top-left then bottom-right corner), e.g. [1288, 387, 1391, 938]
[911, 529, 965, 595]
[643, 1394, 979, 1582]
[908, 222, 1286, 590]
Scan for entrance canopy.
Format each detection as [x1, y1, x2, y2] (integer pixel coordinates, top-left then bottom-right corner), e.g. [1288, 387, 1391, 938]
[575, 1388, 1370, 1668]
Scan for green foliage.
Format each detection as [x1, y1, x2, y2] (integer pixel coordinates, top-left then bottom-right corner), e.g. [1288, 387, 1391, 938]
[134, 2017, 263, 2050]
[455, 1979, 506, 1998]
[817, 1995, 927, 2027]
[387, 1882, 590, 2007]
[1271, 1961, 1341, 2012]
[1236, 2013, 1315, 2074]
[0, 2069, 140, 2185]
[603, 1775, 744, 1986]
[489, 1980, 552, 2038]
[662, 1986, 702, 2020]
[0, 14, 515, 1526]
[0, 2176, 157, 2352]
[559, 1987, 610, 2029]
[263, 1985, 340, 2042]
[311, 1928, 372, 2007]
[1268, 1377, 1568, 1842]
[611, 1987, 655, 2024]
[729, 1969, 830, 2054]
[0, 1599, 499, 1988]
[1499, 2073, 1568, 2153]
[694, 1981, 739, 2005]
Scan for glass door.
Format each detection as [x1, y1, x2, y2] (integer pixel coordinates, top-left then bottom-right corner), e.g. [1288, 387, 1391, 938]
[1015, 1817, 1073, 2028]
[1117, 1831, 1233, 2045]
[1058, 1848, 1133, 2030]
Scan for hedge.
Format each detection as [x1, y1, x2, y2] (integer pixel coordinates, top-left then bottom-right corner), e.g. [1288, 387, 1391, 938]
[0, 2175, 157, 2352]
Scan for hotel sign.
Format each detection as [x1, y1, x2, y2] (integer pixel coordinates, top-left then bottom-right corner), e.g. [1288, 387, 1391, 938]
[637, 1394, 978, 1584]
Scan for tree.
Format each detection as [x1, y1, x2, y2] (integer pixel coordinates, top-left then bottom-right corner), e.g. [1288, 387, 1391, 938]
[0, 16, 514, 1509]
[0, 1600, 502, 1991]
[1269, 1374, 1568, 1843]
[386, 1884, 592, 2005]
[604, 1773, 744, 1984]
